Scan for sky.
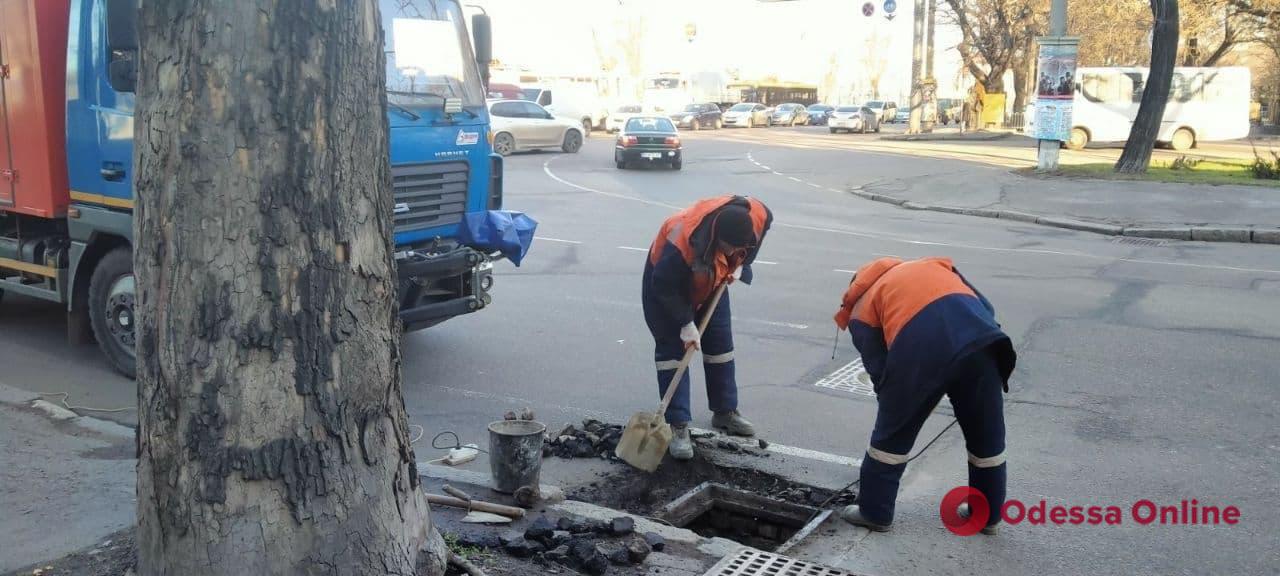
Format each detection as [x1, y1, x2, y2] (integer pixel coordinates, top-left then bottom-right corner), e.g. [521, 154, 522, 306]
[467, 0, 969, 102]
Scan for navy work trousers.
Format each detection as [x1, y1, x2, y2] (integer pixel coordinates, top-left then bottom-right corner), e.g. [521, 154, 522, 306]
[642, 273, 737, 426]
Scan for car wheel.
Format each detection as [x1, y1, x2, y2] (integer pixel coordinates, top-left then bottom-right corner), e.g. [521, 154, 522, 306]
[672, 159, 683, 170]
[616, 160, 627, 169]
[1067, 127, 1089, 150]
[89, 248, 136, 379]
[692, 119, 700, 131]
[746, 117, 753, 128]
[829, 128, 837, 134]
[715, 118, 723, 129]
[582, 118, 593, 135]
[562, 130, 583, 153]
[874, 123, 881, 133]
[1171, 128, 1195, 151]
[494, 132, 515, 156]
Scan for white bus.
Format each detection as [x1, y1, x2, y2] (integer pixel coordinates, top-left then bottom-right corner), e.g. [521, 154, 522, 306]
[1030, 67, 1251, 150]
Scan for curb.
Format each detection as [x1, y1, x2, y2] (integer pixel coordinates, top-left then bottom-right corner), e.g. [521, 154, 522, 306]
[846, 188, 1280, 245]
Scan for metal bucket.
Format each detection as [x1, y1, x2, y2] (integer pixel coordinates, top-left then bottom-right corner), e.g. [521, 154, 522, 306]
[487, 420, 546, 494]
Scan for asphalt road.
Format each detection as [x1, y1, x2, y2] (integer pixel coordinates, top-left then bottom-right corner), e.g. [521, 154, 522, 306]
[1, 125, 1276, 573]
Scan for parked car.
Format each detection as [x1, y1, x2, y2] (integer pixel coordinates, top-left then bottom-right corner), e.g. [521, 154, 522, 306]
[771, 103, 811, 126]
[670, 102, 723, 130]
[894, 108, 910, 123]
[607, 104, 664, 133]
[829, 105, 880, 133]
[866, 100, 898, 123]
[488, 100, 585, 156]
[487, 82, 524, 100]
[807, 103, 835, 126]
[722, 102, 771, 128]
[521, 85, 608, 134]
[937, 98, 963, 124]
[615, 116, 682, 170]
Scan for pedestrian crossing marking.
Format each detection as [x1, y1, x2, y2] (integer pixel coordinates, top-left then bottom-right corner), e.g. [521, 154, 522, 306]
[815, 358, 875, 397]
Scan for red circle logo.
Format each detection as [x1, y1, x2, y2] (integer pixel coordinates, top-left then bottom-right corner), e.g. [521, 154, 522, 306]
[940, 487, 990, 536]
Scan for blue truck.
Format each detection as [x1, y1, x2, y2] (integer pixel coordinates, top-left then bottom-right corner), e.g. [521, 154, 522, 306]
[0, 0, 514, 377]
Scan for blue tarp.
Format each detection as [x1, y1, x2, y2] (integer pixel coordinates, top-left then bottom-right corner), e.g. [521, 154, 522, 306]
[459, 210, 538, 266]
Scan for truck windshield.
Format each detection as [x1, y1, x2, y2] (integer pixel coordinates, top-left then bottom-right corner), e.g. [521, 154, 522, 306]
[382, 0, 483, 109]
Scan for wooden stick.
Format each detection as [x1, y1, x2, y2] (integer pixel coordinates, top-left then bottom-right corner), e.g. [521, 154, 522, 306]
[426, 493, 526, 519]
[449, 552, 489, 576]
[442, 484, 472, 502]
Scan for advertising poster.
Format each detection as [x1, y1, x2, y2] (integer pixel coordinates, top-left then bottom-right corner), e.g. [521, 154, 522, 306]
[1033, 40, 1078, 142]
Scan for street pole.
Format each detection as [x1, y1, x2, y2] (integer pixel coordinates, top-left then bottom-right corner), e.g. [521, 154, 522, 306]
[923, 0, 937, 132]
[908, 0, 925, 134]
[1035, 0, 1069, 171]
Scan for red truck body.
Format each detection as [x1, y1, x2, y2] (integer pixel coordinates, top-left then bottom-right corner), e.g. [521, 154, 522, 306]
[0, 0, 71, 218]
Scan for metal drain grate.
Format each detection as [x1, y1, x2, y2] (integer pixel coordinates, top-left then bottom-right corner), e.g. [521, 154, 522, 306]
[1111, 236, 1168, 248]
[814, 359, 875, 397]
[703, 548, 860, 576]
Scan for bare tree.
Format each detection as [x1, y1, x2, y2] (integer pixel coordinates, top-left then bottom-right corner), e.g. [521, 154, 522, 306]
[1116, 0, 1181, 173]
[134, 1, 446, 574]
[944, 0, 1047, 95]
[862, 29, 892, 99]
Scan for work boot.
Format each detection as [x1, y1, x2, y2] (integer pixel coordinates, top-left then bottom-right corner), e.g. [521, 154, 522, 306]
[839, 505, 891, 532]
[957, 503, 1000, 535]
[711, 410, 755, 437]
[668, 424, 694, 461]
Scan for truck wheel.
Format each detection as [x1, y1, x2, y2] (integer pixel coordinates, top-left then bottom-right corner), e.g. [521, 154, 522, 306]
[494, 132, 515, 156]
[562, 130, 583, 153]
[1170, 128, 1195, 151]
[89, 248, 136, 379]
[1066, 127, 1089, 150]
[582, 118, 593, 135]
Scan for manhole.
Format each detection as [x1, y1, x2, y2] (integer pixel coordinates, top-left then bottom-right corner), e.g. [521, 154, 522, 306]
[1111, 236, 1168, 248]
[814, 358, 875, 397]
[703, 547, 859, 576]
[657, 482, 831, 554]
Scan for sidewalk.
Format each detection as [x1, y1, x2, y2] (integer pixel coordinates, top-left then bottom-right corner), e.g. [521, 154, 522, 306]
[854, 168, 1280, 243]
[0, 384, 135, 574]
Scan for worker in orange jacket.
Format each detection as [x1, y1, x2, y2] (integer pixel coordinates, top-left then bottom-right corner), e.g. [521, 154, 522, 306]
[643, 195, 772, 460]
[833, 257, 1015, 533]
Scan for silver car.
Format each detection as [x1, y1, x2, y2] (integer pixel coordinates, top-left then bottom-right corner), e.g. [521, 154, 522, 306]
[721, 102, 771, 128]
[488, 100, 585, 156]
[828, 105, 880, 134]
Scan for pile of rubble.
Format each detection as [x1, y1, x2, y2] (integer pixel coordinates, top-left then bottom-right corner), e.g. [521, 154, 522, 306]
[490, 514, 664, 575]
[542, 419, 624, 460]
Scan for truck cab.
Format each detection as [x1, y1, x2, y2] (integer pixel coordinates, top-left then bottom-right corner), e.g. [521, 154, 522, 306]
[0, 0, 514, 377]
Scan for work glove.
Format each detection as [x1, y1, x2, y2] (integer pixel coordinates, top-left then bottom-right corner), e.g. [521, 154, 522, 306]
[680, 322, 701, 351]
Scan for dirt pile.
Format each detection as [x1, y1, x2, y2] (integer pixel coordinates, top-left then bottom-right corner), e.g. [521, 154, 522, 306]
[543, 419, 624, 460]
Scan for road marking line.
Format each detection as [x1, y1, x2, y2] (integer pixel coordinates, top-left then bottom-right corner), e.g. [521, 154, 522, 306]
[808, 182, 823, 189]
[758, 165, 770, 170]
[535, 236, 582, 244]
[788, 176, 803, 183]
[738, 318, 809, 330]
[690, 428, 862, 468]
[540, 156, 1280, 276]
[754, 260, 778, 265]
[834, 268, 857, 274]
[617, 246, 649, 252]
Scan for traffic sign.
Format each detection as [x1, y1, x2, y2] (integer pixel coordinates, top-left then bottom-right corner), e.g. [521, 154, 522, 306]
[883, 0, 898, 19]
[862, 1, 875, 16]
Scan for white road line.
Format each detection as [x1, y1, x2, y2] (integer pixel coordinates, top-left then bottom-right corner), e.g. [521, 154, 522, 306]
[540, 157, 1280, 276]
[758, 165, 771, 170]
[542, 157, 681, 210]
[535, 236, 582, 245]
[788, 177, 803, 183]
[808, 182, 823, 189]
[617, 246, 649, 252]
[754, 260, 778, 265]
[834, 268, 858, 274]
[738, 318, 809, 330]
[690, 428, 862, 468]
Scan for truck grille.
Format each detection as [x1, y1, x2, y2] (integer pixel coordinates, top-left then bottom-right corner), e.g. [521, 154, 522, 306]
[391, 161, 469, 233]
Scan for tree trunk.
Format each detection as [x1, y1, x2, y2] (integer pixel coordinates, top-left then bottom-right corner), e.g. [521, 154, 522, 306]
[133, 2, 447, 575]
[1116, 0, 1179, 173]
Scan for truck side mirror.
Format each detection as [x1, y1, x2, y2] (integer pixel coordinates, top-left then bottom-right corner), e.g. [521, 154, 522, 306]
[472, 14, 492, 88]
[105, 0, 138, 93]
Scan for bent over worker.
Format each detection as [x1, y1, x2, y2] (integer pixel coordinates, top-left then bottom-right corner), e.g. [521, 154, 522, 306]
[833, 257, 1015, 534]
[642, 195, 772, 460]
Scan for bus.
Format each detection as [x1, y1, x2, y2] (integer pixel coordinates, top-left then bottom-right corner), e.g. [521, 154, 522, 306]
[722, 82, 818, 108]
[1031, 67, 1251, 150]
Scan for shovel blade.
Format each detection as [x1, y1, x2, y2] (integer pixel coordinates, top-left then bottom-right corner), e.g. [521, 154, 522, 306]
[615, 410, 672, 472]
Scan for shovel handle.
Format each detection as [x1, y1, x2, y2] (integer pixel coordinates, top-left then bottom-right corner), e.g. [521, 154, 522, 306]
[655, 283, 728, 418]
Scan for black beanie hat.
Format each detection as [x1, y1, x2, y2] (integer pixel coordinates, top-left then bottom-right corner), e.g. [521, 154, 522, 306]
[713, 206, 755, 248]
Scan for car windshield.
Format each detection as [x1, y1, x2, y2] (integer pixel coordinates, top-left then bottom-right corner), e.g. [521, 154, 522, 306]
[382, 0, 484, 108]
[808, 104, 831, 111]
[836, 106, 860, 112]
[520, 88, 542, 101]
[729, 103, 754, 112]
[626, 117, 675, 132]
[778, 104, 798, 111]
[866, 101, 884, 108]
[682, 104, 702, 112]
[616, 105, 643, 113]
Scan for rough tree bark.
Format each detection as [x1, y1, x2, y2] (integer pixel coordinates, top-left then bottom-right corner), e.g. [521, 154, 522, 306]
[133, 1, 447, 574]
[1116, 0, 1180, 173]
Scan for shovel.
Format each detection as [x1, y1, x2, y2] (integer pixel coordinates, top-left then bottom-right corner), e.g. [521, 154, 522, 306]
[616, 283, 728, 472]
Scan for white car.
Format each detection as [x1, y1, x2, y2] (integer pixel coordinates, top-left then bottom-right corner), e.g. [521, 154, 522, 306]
[828, 105, 880, 133]
[607, 104, 665, 133]
[488, 100, 585, 156]
[722, 102, 771, 128]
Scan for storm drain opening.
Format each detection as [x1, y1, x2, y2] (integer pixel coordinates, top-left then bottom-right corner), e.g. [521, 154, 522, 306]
[658, 482, 831, 554]
[703, 548, 860, 576]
